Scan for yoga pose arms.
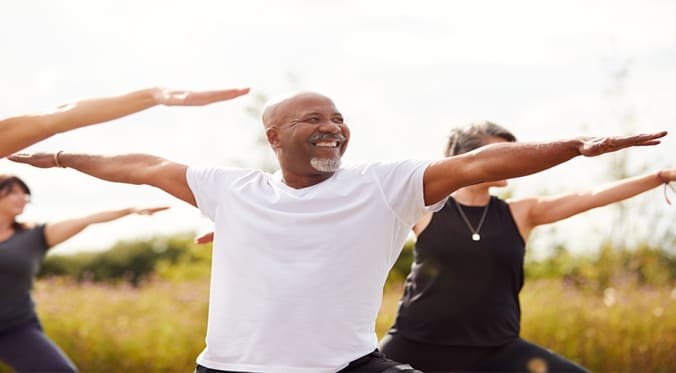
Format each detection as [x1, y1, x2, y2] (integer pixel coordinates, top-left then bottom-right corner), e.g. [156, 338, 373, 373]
[45, 206, 169, 247]
[508, 168, 675, 239]
[422, 133, 667, 205]
[0, 87, 249, 157]
[8, 152, 194, 206]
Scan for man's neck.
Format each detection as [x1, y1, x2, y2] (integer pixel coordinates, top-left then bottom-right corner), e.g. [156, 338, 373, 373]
[281, 171, 336, 189]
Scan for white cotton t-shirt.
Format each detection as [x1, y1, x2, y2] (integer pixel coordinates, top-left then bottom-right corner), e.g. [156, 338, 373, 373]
[187, 160, 446, 373]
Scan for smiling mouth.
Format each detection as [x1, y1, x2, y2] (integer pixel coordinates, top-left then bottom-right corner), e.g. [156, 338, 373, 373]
[314, 140, 341, 148]
[309, 133, 346, 149]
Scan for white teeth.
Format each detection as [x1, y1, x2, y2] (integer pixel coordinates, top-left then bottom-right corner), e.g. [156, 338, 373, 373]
[316, 141, 338, 147]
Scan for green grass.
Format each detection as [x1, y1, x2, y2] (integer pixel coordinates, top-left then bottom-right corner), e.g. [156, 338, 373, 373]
[1, 276, 673, 372]
[28, 277, 208, 372]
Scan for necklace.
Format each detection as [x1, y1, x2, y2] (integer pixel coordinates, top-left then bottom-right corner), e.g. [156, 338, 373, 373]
[453, 198, 490, 241]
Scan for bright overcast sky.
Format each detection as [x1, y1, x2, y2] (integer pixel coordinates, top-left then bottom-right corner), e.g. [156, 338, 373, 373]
[1, 0, 674, 255]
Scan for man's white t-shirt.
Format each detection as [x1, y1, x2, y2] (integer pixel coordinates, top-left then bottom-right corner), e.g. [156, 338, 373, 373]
[187, 160, 445, 373]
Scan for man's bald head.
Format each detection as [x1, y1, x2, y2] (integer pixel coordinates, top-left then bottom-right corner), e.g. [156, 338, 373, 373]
[261, 91, 334, 129]
[260, 90, 350, 185]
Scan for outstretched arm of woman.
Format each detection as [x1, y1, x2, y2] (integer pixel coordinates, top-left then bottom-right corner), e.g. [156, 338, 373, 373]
[44, 206, 169, 248]
[509, 169, 675, 239]
[0, 87, 249, 158]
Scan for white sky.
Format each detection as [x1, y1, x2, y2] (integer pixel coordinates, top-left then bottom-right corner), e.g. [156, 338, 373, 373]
[1, 0, 674, 256]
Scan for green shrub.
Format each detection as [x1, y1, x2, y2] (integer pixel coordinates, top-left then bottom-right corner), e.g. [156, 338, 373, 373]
[39, 233, 199, 285]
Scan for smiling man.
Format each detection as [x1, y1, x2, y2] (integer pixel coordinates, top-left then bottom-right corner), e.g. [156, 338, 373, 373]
[8, 89, 666, 373]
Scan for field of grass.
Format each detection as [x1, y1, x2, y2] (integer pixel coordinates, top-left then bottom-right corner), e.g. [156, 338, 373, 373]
[380, 280, 675, 372]
[23, 277, 209, 372]
[0, 275, 671, 372]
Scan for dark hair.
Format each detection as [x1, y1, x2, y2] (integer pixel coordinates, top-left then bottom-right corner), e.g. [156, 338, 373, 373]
[0, 174, 32, 231]
[445, 120, 517, 157]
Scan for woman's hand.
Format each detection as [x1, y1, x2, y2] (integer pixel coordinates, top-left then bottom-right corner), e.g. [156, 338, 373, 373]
[134, 206, 170, 215]
[153, 87, 250, 106]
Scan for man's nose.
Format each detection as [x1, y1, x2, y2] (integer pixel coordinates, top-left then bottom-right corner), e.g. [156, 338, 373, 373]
[318, 120, 341, 134]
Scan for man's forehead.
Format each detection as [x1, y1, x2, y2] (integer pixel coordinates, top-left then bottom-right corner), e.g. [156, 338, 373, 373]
[263, 91, 341, 126]
[285, 93, 339, 114]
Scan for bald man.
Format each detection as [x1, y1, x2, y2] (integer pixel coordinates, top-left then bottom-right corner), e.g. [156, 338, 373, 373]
[9, 90, 666, 373]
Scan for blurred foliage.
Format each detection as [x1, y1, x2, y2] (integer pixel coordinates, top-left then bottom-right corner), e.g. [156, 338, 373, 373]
[525, 241, 675, 289]
[38, 233, 203, 286]
[40, 233, 675, 291]
[387, 240, 415, 284]
[389, 240, 675, 289]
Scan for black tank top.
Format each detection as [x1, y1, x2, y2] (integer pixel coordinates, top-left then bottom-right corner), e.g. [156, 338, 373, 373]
[390, 196, 525, 346]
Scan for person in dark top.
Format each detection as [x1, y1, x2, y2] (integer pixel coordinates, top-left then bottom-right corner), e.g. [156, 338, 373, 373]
[0, 174, 168, 372]
[379, 121, 675, 372]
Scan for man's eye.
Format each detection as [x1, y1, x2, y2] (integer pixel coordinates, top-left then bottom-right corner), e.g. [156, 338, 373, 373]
[306, 117, 320, 123]
[332, 117, 344, 124]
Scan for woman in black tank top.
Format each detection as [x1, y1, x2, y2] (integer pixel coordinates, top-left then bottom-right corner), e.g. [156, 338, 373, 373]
[379, 121, 675, 372]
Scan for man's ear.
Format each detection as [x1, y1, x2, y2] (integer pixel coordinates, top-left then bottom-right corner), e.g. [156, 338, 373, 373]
[266, 127, 280, 150]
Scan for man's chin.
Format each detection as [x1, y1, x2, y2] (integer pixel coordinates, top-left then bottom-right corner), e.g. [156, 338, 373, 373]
[310, 157, 341, 173]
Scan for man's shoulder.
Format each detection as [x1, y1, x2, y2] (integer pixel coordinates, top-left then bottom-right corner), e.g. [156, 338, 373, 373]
[340, 159, 432, 173]
[187, 166, 272, 186]
[189, 165, 268, 176]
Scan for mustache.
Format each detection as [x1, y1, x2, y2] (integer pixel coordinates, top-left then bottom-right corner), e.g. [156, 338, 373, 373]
[308, 133, 346, 143]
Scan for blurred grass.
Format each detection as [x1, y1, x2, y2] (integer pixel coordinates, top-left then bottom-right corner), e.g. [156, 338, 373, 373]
[28, 277, 208, 372]
[0, 276, 671, 372]
[0, 237, 672, 372]
[378, 280, 675, 372]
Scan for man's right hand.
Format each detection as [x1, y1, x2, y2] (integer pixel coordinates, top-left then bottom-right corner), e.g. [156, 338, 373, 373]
[195, 232, 215, 244]
[578, 131, 667, 157]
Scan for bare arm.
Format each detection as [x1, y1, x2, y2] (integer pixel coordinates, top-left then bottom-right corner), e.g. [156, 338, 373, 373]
[508, 169, 675, 239]
[422, 132, 667, 205]
[44, 206, 169, 247]
[0, 87, 249, 158]
[8, 152, 195, 206]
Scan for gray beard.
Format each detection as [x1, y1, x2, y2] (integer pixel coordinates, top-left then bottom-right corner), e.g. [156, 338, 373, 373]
[310, 157, 341, 172]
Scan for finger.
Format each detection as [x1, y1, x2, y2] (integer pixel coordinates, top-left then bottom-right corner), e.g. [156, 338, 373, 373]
[140, 207, 170, 215]
[611, 132, 666, 148]
[629, 140, 662, 146]
[614, 131, 665, 141]
[189, 88, 250, 104]
[7, 153, 33, 163]
[148, 206, 170, 213]
[645, 130, 668, 139]
[625, 131, 668, 143]
[211, 88, 250, 99]
[194, 232, 214, 244]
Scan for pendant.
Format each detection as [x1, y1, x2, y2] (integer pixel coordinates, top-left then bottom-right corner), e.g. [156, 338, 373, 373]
[472, 233, 480, 241]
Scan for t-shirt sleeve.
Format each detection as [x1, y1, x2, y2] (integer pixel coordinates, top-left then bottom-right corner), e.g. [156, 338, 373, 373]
[370, 160, 448, 226]
[35, 224, 49, 252]
[186, 166, 241, 221]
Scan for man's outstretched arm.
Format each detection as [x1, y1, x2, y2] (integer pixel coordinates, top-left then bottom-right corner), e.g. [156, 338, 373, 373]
[8, 152, 196, 206]
[0, 87, 250, 158]
[423, 132, 667, 205]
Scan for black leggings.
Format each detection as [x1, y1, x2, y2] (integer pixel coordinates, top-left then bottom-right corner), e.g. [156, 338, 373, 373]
[195, 349, 421, 373]
[0, 316, 77, 372]
[379, 333, 590, 373]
